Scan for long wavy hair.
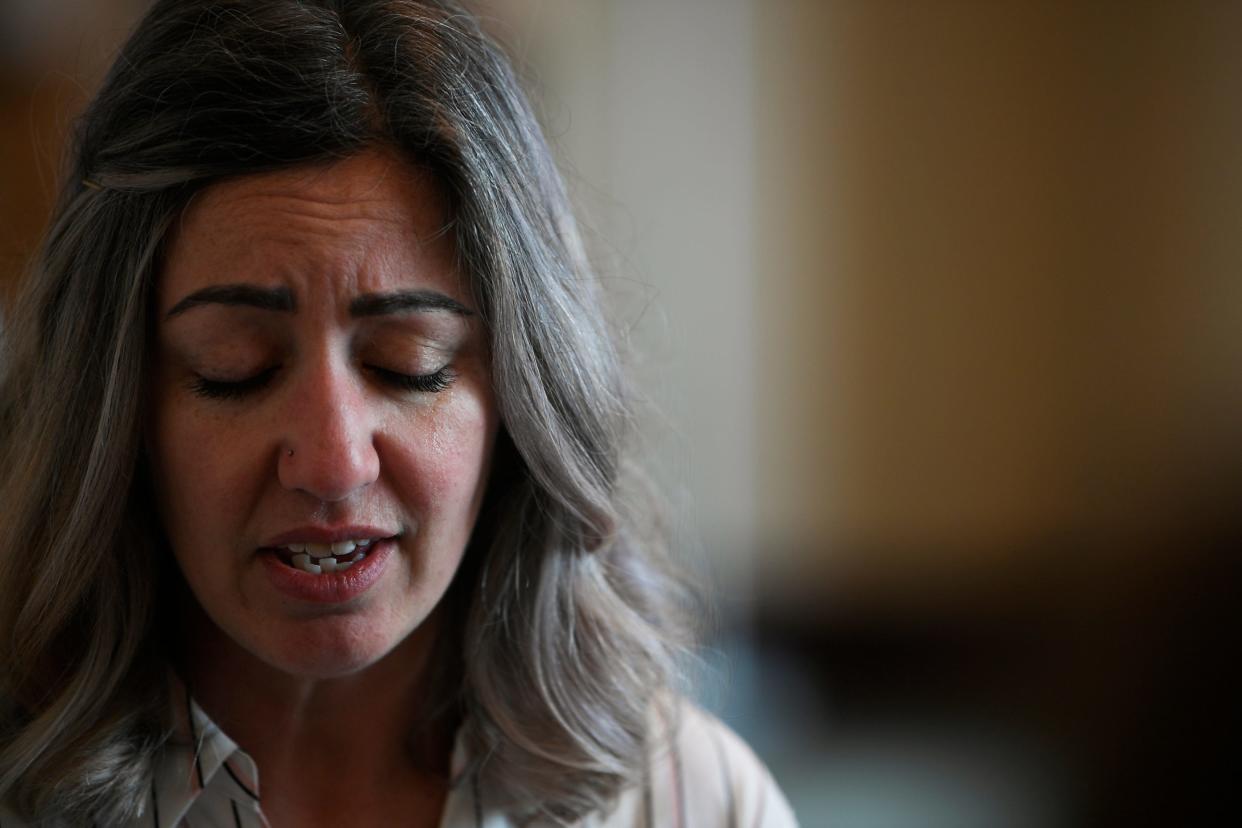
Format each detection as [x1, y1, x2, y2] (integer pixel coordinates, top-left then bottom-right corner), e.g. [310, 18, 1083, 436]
[0, 1, 694, 823]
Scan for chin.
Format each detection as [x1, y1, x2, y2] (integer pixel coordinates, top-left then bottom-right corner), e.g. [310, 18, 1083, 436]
[249, 616, 405, 679]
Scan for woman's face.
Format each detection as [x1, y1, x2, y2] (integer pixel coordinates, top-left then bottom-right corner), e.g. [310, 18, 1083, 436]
[149, 150, 498, 679]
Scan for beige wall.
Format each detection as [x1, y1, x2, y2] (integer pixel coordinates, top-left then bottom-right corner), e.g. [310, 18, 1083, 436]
[475, 0, 763, 593]
[491, 0, 1242, 607]
[755, 0, 1242, 603]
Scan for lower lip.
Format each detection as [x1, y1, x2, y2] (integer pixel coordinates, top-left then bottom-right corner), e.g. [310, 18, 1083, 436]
[260, 539, 395, 604]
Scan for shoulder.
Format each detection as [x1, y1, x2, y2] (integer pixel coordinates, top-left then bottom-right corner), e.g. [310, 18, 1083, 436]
[668, 702, 799, 828]
[590, 699, 799, 828]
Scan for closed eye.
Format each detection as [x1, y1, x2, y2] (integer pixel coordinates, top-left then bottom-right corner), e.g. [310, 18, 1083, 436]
[366, 365, 457, 394]
[190, 366, 279, 400]
[187, 364, 456, 400]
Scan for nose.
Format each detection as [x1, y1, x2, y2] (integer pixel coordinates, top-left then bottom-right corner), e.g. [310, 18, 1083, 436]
[277, 362, 379, 502]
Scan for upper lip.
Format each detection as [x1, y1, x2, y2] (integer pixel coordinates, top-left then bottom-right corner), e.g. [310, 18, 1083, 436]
[261, 525, 397, 549]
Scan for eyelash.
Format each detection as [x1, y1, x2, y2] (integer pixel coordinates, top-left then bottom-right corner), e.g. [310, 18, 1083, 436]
[365, 365, 457, 394]
[190, 366, 279, 400]
[189, 365, 457, 400]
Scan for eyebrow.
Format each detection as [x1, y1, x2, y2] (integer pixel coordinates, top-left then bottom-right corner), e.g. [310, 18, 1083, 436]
[165, 285, 474, 319]
[349, 290, 474, 318]
[165, 284, 294, 318]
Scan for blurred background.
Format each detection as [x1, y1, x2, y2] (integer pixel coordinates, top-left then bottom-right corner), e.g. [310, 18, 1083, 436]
[2, 1, 1238, 825]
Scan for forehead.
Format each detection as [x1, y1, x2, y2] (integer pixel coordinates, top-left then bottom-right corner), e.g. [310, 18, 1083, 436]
[158, 149, 465, 311]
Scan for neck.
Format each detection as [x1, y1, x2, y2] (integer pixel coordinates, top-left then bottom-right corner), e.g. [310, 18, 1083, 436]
[176, 599, 456, 805]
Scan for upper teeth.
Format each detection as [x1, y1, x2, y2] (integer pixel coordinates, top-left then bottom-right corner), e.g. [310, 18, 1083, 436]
[285, 539, 378, 576]
[286, 539, 374, 559]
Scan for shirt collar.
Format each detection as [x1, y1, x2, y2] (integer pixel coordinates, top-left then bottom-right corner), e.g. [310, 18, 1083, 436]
[146, 672, 480, 828]
[147, 673, 265, 827]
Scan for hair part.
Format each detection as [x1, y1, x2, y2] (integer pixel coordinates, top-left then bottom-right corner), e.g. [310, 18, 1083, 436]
[0, 1, 696, 823]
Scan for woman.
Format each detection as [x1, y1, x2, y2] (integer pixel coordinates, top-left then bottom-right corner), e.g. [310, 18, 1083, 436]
[0, 1, 796, 825]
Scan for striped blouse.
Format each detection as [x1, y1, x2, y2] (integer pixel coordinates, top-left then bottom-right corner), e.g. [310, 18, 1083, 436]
[0, 679, 797, 827]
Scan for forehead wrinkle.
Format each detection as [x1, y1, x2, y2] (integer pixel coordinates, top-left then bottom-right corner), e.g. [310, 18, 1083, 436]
[165, 151, 460, 307]
[176, 218, 457, 317]
[194, 149, 444, 223]
[197, 189, 443, 265]
[228, 195, 413, 241]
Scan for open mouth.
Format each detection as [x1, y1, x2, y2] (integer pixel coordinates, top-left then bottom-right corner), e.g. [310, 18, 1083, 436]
[269, 538, 386, 575]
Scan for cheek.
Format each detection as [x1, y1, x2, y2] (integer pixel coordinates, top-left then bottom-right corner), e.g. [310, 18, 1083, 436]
[149, 393, 269, 542]
[383, 390, 497, 525]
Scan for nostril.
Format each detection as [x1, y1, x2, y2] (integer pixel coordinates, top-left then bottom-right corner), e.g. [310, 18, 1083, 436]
[277, 435, 380, 502]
